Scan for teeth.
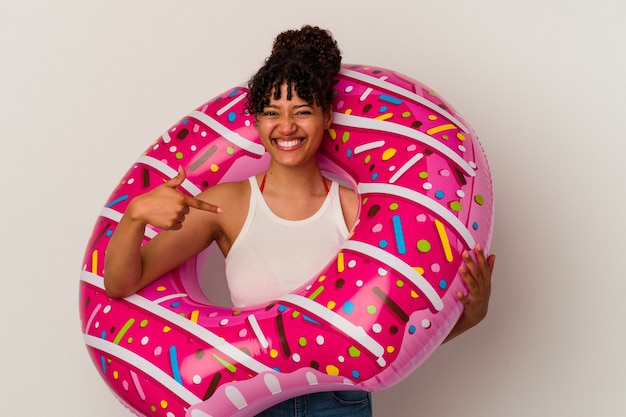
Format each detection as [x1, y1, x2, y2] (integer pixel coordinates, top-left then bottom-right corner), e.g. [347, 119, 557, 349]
[275, 138, 301, 149]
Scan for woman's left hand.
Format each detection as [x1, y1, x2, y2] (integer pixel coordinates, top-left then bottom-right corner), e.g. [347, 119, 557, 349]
[444, 244, 496, 342]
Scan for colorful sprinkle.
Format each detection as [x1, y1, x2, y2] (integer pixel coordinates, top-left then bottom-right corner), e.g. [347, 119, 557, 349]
[169, 346, 182, 384]
[113, 319, 135, 345]
[382, 148, 397, 160]
[379, 94, 402, 105]
[392, 215, 406, 255]
[417, 240, 431, 252]
[343, 301, 355, 314]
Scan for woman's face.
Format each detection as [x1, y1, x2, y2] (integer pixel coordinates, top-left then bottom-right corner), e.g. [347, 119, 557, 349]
[256, 83, 332, 168]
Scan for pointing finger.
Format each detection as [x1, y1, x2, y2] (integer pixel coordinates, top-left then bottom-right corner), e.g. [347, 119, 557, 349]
[184, 195, 223, 213]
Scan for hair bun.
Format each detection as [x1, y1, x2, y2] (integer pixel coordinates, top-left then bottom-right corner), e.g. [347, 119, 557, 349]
[271, 25, 341, 79]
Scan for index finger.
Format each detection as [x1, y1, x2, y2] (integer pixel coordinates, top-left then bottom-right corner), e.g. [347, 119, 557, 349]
[184, 195, 223, 213]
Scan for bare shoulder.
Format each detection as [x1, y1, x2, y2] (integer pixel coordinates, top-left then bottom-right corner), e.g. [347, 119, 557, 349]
[338, 184, 359, 231]
[197, 180, 250, 204]
[196, 180, 251, 251]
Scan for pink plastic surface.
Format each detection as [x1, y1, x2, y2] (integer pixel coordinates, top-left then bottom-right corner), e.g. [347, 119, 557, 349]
[79, 64, 494, 417]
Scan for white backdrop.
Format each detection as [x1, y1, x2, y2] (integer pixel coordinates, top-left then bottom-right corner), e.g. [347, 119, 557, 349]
[1, 1, 625, 416]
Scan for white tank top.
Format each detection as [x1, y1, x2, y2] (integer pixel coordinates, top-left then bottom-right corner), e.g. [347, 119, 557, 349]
[225, 176, 349, 307]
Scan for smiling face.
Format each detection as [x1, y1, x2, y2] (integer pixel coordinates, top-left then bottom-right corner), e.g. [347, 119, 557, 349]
[256, 83, 332, 168]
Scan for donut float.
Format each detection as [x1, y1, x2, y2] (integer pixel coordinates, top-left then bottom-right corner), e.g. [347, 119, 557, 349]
[79, 64, 494, 417]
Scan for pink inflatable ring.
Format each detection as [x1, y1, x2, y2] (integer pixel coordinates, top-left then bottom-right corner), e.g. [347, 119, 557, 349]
[79, 64, 494, 417]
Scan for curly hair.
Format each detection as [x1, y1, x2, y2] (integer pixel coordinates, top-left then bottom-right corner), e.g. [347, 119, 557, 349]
[245, 25, 342, 115]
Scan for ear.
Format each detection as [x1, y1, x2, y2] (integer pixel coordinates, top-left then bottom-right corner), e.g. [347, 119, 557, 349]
[324, 107, 333, 129]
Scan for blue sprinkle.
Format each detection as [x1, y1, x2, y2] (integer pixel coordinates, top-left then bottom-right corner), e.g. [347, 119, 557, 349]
[169, 346, 183, 384]
[347, 148, 353, 158]
[343, 301, 355, 314]
[379, 239, 389, 249]
[392, 215, 407, 255]
[278, 304, 287, 313]
[439, 279, 448, 289]
[105, 230, 113, 237]
[100, 330, 107, 339]
[171, 301, 180, 308]
[272, 366, 281, 372]
[371, 172, 379, 181]
[379, 105, 388, 112]
[351, 369, 361, 379]
[227, 111, 237, 122]
[303, 315, 321, 325]
[379, 94, 402, 105]
[100, 355, 107, 374]
[182, 119, 189, 125]
[106, 194, 129, 208]
[435, 190, 445, 199]
[473, 222, 479, 230]
[409, 325, 416, 334]
[229, 89, 240, 97]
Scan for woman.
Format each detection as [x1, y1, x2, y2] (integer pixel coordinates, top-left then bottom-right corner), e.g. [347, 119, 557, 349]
[104, 25, 495, 417]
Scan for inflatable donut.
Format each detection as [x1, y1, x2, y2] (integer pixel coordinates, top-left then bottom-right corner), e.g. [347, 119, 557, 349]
[79, 64, 494, 417]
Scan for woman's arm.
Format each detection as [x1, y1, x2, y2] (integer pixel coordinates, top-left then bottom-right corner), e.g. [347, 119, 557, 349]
[443, 245, 496, 343]
[104, 167, 222, 298]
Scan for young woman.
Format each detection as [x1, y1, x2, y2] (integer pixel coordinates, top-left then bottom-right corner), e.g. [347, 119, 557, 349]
[104, 25, 495, 417]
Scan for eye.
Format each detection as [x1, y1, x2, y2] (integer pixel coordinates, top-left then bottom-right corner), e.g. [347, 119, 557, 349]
[262, 110, 278, 117]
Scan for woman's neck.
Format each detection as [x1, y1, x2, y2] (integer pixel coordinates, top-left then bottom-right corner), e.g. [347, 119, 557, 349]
[261, 160, 327, 197]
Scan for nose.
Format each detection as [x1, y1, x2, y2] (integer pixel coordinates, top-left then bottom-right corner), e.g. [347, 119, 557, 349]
[277, 114, 297, 135]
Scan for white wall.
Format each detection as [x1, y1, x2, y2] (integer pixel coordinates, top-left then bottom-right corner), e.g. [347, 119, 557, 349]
[2, 0, 625, 416]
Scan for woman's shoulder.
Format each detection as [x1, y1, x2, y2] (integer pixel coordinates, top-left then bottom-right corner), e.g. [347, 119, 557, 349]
[337, 183, 359, 231]
[196, 179, 251, 207]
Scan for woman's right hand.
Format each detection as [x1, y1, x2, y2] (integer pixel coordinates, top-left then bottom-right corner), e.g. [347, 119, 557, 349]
[127, 166, 222, 230]
[104, 166, 222, 298]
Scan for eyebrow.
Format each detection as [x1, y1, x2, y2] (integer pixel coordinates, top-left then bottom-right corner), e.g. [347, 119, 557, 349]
[263, 102, 313, 110]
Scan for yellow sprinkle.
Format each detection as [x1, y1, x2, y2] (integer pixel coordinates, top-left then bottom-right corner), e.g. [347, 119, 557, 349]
[326, 365, 340, 376]
[156, 286, 167, 292]
[344, 109, 353, 115]
[428, 114, 438, 121]
[375, 113, 393, 121]
[190, 310, 199, 324]
[387, 346, 395, 354]
[113, 371, 119, 379]
[381, 148, 397, 160]
[160, 400, 168, 409]
[318, 275, 327, 283]
[91, 250, 98, 275]
[457, 132, 466, 141]
[413, 266, 425, 275]
[410, 290, 419, 299]
[163, 326, 171, 333]
[328, 128, 337, 140]
[210, 164, 219, 172]
[426, 123, 456, 135]
[337, 252, 345, 272]
[327, 300, 336, 309]
[270, 349, 279, 358]
[435, 219, 453, 262]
